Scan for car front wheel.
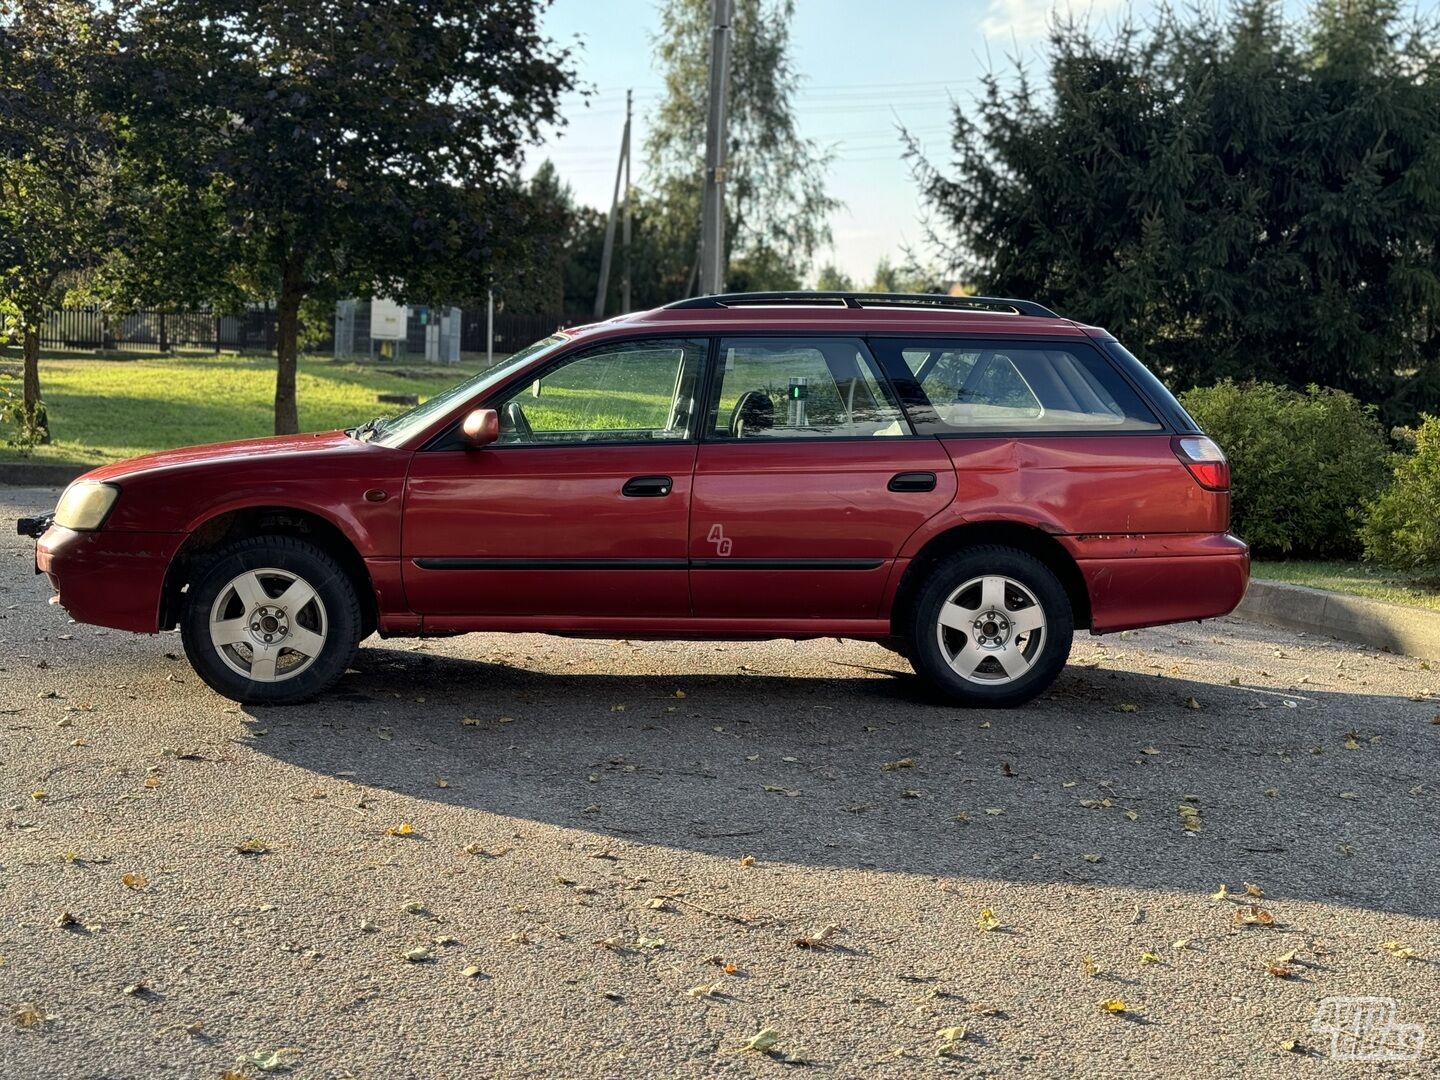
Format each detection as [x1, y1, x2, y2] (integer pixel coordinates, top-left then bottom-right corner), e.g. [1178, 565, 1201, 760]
[180, 536, 362, 705]
[907, 545, 1074, 708]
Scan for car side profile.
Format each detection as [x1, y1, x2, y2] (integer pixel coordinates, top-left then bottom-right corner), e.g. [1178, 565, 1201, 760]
[19, 292, 1249, 707]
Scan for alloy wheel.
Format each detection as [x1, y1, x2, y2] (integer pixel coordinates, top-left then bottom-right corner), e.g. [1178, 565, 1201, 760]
[934, 574, 1047, 684]
[207, 567, 329, 683]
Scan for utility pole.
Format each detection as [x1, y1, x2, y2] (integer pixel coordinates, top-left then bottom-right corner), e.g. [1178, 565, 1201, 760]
[594, 89, 632, 320]
[698, 0, 733, 296]
[486, 288, 494, 367]
[621, 89, 633, 314]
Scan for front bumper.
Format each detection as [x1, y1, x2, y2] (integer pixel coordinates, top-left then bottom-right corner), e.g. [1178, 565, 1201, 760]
[36, 525, 184, 633]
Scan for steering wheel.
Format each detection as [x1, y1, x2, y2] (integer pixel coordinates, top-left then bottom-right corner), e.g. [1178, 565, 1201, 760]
[504, 400, 534, 442]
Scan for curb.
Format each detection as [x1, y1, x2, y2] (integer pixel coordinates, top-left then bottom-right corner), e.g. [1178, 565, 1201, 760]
[1235, 579, 1440, 662]
[0, 462, 87, 487]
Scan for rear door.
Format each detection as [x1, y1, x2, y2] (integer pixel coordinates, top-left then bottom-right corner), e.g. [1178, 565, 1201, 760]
[402, 337, 706, 617]
[689, 336, 955, 620]
[871, 336, 1185, 532]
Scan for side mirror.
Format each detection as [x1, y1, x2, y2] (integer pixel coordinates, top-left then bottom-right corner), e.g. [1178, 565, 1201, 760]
[460, 408, 500, 449]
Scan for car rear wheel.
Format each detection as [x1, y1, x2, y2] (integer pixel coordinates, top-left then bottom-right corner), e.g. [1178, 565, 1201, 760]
[180, 536, 361, 705]
[907, 545, 1074, 708]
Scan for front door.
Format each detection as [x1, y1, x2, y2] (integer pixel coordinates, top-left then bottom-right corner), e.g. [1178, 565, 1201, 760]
[689, 336, 955, 619]
[402, 337, 707, 617]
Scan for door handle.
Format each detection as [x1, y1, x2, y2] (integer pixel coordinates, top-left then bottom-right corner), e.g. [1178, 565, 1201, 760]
[888, 471, 937, 493]
[622, 475, 673, 497]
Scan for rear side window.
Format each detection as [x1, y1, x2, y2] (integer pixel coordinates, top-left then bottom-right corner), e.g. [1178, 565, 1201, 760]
[707, 337, 907, 439]
[879, 340, 1163, 434]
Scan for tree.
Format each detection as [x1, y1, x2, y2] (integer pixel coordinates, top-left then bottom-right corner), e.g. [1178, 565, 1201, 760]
[497, 162, 579, 317]
[813, 262, 855, 291]
[115, 0, 576, 434]
[0, 0, 116, 443]
[864, 255, 942, 294]
[909, 0, 1440, 425]
[647, 0, 837, 294]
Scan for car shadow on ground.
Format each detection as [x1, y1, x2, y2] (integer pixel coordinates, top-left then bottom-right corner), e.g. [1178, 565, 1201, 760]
[238, 644, 1440, 920]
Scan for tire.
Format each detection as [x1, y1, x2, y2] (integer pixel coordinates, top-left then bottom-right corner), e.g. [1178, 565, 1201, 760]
[906, 545, 1074, 708]
[180, 535, 362, 705]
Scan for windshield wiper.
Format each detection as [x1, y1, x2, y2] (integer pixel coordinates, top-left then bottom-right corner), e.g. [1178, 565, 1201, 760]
[349, 416, 388, 442]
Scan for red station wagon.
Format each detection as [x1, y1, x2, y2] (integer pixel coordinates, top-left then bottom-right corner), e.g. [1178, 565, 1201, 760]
[19, 293, 1249, 707]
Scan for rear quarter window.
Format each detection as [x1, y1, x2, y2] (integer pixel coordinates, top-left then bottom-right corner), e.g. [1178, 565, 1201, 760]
[878, 339, 1164, 434]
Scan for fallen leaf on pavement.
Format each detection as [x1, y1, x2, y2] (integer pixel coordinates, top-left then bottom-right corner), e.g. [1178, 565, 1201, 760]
[975, 907, 1002, 932]
[12, 1002, 54, 1028]
[741, 1026, 782, 1053]
[238, 1049, 300, 1072]
[1233, 906, 1275, 927]
[121, 872, 147, 890]
[794, 924, 841, 950]
[936, 1025, 968, 1057]
[1100, 999, 1129, 1014]
[1380, 940, 1415, 960]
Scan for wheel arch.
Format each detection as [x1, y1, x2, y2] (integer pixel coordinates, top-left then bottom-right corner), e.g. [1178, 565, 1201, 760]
[160, 505, 378, 638]
[889, 521, 1091, 638]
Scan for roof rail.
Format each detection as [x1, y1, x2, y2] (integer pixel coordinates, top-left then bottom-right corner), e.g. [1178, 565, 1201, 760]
[662, 291, 1061, 318]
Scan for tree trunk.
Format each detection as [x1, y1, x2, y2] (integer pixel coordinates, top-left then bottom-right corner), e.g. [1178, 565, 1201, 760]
[274, 264, 305, 436]
[158, 311, 169, 354]
[21, 318, 50, 444]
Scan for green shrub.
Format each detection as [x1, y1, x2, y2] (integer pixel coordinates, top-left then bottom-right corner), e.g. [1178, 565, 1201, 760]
[1179, 380, 1392, 557]
[1363, 414, 1440, 570]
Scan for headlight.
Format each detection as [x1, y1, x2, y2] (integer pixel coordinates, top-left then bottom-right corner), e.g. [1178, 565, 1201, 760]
[53, 482, 121, 531]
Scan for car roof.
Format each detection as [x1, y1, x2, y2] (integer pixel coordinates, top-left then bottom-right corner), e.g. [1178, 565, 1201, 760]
[558, 293, 1106, 344]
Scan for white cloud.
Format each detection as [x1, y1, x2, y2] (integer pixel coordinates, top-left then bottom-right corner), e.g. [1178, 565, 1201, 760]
[982, 0, 1128, 41]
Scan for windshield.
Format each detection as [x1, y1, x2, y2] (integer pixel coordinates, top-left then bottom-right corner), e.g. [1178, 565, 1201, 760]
[369, 334, 569, 447]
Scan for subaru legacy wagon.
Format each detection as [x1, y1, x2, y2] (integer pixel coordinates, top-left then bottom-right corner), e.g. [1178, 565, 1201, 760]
[20, 292, 1248, 707]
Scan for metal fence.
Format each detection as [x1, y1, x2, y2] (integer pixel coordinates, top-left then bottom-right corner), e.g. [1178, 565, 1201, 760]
[4, 307, 290, 354]
[3, 305, 569, 360]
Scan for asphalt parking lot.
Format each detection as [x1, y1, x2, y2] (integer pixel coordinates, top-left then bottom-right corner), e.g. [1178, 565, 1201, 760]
[1, 485, 1437, 1079]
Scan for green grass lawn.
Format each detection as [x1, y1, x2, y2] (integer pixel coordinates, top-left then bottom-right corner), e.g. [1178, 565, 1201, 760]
[1251, 560, 1440, 612]
[0, 352, 471, 467]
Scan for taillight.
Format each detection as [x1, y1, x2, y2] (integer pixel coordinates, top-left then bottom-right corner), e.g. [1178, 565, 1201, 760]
[1172, 435, 1229, 491]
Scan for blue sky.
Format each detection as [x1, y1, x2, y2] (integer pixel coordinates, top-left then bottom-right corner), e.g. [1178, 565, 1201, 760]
[532, 0, 1143, 284]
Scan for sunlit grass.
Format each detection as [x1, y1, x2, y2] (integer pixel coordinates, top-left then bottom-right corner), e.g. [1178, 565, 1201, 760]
[0, 352, 467, 467]
[1251, 560, 1440, 612]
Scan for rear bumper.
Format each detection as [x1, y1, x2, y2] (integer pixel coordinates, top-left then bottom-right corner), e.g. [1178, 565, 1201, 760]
[36, 526, 183, 633]
[1064, 532, 1250, 633]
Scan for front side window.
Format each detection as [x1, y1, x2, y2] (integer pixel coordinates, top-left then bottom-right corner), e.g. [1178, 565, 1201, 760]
[373, 334, 568, 447]
[493, 338, 706, 445]
[884, 340, 1163, 433]
[707, 337, 906, 439]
